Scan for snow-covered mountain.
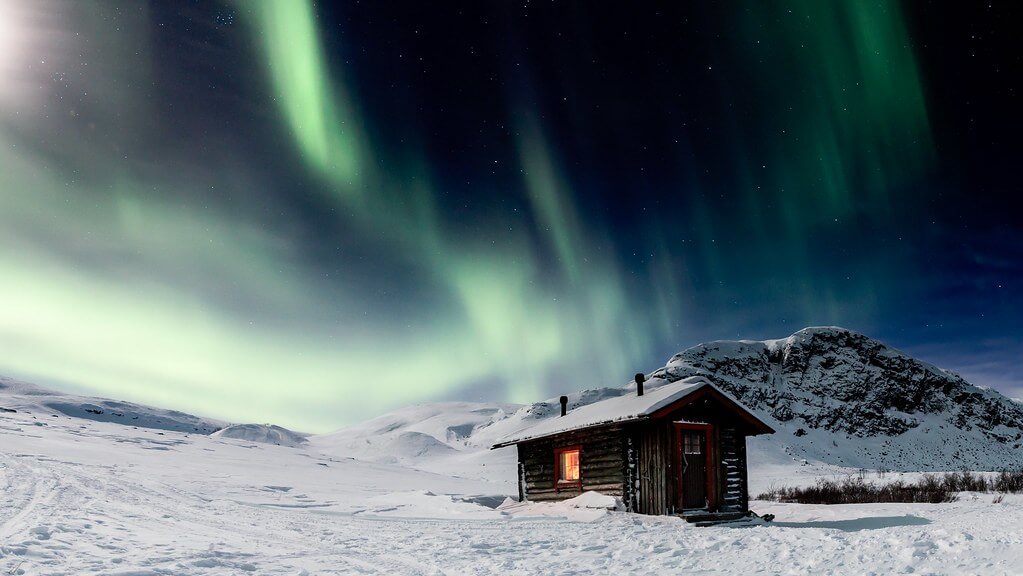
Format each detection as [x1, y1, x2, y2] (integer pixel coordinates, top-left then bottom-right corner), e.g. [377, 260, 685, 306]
[321, 327, 1023, 475]
[4, 326, 1021, 476]
[649, 327, 1023, 471]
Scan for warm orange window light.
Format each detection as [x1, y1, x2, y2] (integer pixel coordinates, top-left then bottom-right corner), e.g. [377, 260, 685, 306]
[559, 449, 580, 482]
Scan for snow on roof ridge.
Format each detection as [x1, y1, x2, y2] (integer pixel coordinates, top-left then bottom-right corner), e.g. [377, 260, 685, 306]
[492, 376, 714, 447]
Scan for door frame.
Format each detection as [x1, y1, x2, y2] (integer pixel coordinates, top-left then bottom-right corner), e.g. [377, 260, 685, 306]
[674, 422, 715, 511]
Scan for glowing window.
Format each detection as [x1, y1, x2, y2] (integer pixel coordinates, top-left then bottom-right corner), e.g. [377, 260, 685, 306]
[556, 447, 580, 483]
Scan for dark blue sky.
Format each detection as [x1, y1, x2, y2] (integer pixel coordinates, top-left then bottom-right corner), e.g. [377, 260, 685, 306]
[1, 1, 1020, 430]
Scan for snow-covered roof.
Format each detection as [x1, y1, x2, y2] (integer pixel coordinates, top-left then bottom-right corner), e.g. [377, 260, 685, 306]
[493, 376, 767, 448]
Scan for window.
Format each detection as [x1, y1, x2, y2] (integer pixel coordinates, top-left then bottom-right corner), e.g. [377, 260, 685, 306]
[554, 446, 581, 489]
[683, 431, 702, 455]
[560, 449, 580, 481]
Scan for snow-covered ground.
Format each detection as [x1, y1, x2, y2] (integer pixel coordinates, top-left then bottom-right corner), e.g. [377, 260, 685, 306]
[4, 396, 1023, 575]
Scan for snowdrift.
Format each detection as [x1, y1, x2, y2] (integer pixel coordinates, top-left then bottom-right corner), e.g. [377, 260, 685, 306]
[212, 423, 308, 447]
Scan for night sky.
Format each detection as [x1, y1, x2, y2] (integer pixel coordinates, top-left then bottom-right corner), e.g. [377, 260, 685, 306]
[2, 0, 1020, 431]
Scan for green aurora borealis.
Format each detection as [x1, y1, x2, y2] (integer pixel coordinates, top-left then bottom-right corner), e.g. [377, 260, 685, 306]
[1, 1, 1020, 431]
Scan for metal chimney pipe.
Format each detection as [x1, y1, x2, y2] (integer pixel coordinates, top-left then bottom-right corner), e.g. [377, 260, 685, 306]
[635, 373, 645, 396]
[559, 396, 568, 417]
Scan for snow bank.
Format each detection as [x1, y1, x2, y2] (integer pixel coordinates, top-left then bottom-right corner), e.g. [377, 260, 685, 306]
[562, 490, 624, 510]
[211, 423, 308, 447]
[498, 491, 625, 522]
[354, 490, 505, 519]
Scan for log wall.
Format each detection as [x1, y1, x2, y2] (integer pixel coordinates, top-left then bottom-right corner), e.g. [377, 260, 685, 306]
[517, 425, 625, 502]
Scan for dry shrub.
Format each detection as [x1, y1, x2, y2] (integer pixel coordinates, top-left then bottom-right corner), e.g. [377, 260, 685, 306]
[757, 470, 1023, 504]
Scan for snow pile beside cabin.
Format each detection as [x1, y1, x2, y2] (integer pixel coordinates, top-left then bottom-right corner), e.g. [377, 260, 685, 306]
[499, 491, 625, 522]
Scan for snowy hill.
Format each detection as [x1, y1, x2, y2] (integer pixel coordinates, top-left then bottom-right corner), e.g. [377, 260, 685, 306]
[212, 423, 309, 447]
[0, 375, 226, 434]
[321, 327, 1023, 480]
[4, 324, 1021, 482]
[5, 330, 1023, 573]
[309, 402, 523, 481]
[6, 326, 1020, 479]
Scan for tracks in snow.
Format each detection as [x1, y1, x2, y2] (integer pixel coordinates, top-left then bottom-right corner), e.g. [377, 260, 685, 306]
[0, 458, 60, 542]
[4, 410, 1023, 575]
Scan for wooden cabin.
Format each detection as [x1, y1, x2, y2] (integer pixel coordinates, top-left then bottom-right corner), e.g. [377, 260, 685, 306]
[492, 376, 774, 520]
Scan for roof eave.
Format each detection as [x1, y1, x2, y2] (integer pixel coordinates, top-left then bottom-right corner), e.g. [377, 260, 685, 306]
[490, 414, 651, 449]
[491, 380, 776, 448]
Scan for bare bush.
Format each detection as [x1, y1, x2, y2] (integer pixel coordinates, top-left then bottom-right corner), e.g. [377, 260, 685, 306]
[757, 470, 1023, 505]
[993, 470, 1023, 493]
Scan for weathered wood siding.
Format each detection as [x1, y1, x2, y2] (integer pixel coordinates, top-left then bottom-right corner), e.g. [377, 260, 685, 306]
[719, 426, 745, 513]
[635, 422, 673, 515]
[739, 434, 749, 512]
[624, 435, 638, 512]
[517, 425, 625, 502]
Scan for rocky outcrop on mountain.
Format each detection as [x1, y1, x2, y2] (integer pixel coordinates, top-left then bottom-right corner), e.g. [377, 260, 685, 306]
[646, 327, 1023, 470]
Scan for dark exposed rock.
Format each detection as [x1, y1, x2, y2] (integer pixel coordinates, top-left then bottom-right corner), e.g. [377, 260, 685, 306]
[653, 327, 1023, 470]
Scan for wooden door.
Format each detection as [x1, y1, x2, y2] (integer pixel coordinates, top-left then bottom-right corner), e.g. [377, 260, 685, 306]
[677, 425, 711, 510]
